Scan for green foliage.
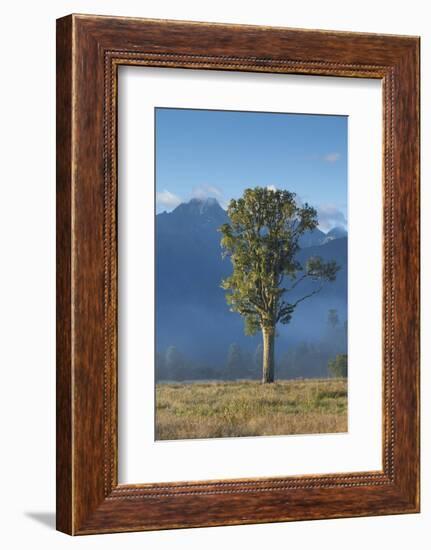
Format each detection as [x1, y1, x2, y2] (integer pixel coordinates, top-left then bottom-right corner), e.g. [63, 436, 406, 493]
[328, 354, 348, 378]
[219, 187, 340, 336]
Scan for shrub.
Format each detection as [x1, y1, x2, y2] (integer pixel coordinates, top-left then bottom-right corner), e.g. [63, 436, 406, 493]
[328, 354, 348, 378]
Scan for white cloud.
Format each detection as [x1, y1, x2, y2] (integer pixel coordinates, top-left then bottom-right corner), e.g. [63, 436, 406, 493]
[192, 184, 223, 200]
[156, 189, 182, 211]
[323, 152, 341, 163]
[266, 185, 277, 192]
[316, 203, 347, 232]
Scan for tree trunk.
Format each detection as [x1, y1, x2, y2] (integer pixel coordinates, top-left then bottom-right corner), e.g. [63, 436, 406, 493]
[262, 326, 275, 383]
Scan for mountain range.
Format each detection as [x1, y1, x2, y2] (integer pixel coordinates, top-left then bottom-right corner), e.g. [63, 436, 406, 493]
[156, 197, 347, 367]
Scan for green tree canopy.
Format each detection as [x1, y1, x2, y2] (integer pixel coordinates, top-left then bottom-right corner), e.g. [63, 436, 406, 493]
[328, 354, 348, 378]
[220, 187, 340, 383]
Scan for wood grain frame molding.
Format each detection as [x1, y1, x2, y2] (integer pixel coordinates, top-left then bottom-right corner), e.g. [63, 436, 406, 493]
[56, 14, 420, 535]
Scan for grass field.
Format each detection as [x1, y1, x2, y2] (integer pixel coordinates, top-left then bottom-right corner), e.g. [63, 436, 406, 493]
[155, 378, 347, 440]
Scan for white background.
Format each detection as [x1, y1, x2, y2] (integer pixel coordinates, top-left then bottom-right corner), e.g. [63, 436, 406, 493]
[119, 67, 382, 483]
[0, 1, 428, 548]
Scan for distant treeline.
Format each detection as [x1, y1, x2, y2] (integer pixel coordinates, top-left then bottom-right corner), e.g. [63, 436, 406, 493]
[156, 310, 347, 382]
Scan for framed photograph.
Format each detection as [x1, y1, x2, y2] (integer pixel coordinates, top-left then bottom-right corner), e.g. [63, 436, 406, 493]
[56, 14, 420, 535]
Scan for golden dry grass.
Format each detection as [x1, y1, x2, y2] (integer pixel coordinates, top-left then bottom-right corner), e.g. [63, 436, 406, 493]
[155, 378, 347, 440]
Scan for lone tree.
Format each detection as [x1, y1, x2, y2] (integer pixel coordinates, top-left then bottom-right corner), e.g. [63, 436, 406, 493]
[220, 187, 339, 383]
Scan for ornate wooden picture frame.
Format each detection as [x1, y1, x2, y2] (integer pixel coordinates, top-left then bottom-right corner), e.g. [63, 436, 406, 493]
[56, 14, 420, 535]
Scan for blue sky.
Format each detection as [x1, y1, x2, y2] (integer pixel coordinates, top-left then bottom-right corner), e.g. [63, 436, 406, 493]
[155, 108, 348, 232]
